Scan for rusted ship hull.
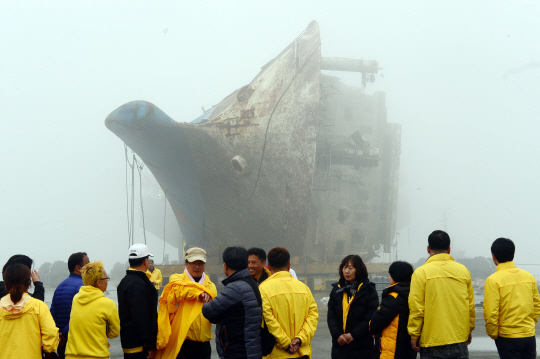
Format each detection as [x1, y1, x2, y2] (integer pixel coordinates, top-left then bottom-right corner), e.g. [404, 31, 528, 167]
[106, 21, 401, 262]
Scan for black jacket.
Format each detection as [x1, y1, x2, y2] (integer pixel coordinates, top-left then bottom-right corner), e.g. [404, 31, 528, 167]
[327, 278, 379, 359]
[0, 280, 45, 301]
[370, 282, 416, 359]
[202, 268, 262, 359]
[117, 270, 158, 351]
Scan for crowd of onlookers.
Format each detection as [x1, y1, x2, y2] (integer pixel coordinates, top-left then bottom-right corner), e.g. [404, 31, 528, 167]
[0, 230, 538, 359]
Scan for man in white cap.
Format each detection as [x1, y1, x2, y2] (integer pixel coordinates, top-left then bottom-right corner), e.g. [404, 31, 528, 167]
[155, 247, 217, 359]
[117, 243, 158, 359]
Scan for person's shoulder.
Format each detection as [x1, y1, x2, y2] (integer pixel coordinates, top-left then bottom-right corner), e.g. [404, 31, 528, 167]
[451, 260, 473, 276]
[295, 279, 312, 293]
[29, 297, 50, 313]
[97, 296, 118, 308]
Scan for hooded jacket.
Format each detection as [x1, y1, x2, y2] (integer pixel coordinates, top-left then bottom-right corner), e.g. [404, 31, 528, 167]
[483, 261, 540, 339]
[155, 273, 217, 359]
[259, 271, 319, 359]
[117, 269, 158, 352]
[327, 278, 379, 359]
[0, 294, 59, 358]
[64, 286, 120, 359]
[370, 282, 417, 359]
[202, 268, 262, 359]
[51, 273, 84, 337]
[408, 253, 475, 348]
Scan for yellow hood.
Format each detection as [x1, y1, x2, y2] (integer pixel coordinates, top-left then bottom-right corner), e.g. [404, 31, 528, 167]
[75, 286, 104, 305]
[0, 295, 40, 320]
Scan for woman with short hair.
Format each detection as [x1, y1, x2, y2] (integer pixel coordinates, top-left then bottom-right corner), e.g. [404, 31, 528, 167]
[0, 263, 59, 358]
[65, 261, 120, 359]
[327, 254, 379, 359]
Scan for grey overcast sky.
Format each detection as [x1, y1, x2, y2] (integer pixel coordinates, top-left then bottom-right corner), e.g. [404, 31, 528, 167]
[2, 1, 539, 273]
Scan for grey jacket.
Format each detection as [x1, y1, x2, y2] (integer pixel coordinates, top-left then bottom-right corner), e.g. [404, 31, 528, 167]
[202, 268, 262, 359]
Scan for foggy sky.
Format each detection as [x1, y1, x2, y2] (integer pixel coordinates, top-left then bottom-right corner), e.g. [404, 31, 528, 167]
[2, 1, 539, 274]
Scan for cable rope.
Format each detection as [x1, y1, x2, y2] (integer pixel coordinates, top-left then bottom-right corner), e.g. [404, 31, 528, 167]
[245, 43, 321, 200]
[135, 156, 147, 244]
[131, 152, 135, 245]
[162, 190, 166, 264]
[124, 144, 134, 247]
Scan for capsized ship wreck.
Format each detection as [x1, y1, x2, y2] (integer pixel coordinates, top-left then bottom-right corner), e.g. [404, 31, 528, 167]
[105, 21, 401, 265]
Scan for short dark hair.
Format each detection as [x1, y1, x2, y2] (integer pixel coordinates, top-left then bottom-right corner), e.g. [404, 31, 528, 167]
[267, 247, 290, 269]
[222, 246, 248, 271]
[248, 248, 266, 262]
[2, 255, 33, 275]
[428, 230, 450, 250]
[491, 237, 515, 263]
[389, 261, 414, 283]
[339, 255, 368, 281]
[3, 263, 31, 304]
[68, 252, 88, 273]
[129, 256, 148, 268]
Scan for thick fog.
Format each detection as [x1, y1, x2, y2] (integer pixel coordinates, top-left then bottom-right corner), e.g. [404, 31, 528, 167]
[2, 2, 539, 274]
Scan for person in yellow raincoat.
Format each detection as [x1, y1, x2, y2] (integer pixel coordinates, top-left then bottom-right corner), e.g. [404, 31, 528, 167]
[483, 237, 540, 359]
[408, 230, 474, 358]
[155, 247, 217, 359]
[146, 259, 163, 291]
[0, 263, 59, 358]
[259, 247, 319, 359]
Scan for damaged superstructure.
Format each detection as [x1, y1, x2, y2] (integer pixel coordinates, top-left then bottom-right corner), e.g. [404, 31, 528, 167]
[105, 21, 401, 269]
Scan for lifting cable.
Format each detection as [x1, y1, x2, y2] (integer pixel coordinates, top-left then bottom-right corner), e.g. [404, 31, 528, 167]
[124, 144, 134, 247]
[135, 156, 147, 244]
[162, 190, 166, 264]
[124, 144, 148, 247]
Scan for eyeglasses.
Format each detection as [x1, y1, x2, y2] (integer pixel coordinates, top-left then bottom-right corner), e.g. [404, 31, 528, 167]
[187, 262, 205, 267]
[99, 277, 110, 281]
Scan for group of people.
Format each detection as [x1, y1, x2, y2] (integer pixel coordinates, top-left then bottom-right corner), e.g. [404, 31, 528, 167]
[0, 230, 538, 359]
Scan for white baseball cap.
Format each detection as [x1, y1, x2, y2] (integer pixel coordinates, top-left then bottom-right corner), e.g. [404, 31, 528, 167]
[128, 243, 154, 259]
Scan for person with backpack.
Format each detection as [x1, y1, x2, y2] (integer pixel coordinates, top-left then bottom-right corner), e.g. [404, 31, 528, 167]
[370, 261, 417, 359]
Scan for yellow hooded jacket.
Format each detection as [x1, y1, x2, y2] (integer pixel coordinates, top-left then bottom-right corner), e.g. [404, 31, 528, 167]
[259, 271, 319, 359]
[155, 272, 216, 359]
[0, 294, 59, 358]
[146, 268, 163, 290]
[483, 261, 540, 339]
[408, 253, 475, 347]
[65, 286, 120, 359]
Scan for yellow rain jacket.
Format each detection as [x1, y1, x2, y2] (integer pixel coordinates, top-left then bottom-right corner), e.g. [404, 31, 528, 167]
[0, 293, 59, 358]
[147, 268, 163, 290]
[155, 272, 217, 359]
[65, 286, 120, 359]
[408, 253, 475, 347]
[483, 261, 540, 339]
[259, 271, 319, 358]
